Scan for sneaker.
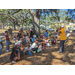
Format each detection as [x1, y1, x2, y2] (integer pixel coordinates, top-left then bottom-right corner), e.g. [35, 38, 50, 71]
[6, 50, 9, 52]
[12, 61, 16, 64]
[57, 51, 62, 54]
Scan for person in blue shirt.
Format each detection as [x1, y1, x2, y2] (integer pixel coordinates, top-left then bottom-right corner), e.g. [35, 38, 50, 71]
[45, 30, 48, 38]
[0, 38, 3, 55]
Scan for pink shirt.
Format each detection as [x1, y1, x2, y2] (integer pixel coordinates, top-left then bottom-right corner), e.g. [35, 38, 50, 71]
[39, 45, 42, 51]
[45, 40, 48, 43]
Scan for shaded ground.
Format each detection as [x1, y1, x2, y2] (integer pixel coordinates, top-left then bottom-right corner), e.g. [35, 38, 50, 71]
[0, 29, 75, 65]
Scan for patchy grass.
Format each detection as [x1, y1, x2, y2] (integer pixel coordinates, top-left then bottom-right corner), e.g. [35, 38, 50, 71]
[0, 30, 75, 65]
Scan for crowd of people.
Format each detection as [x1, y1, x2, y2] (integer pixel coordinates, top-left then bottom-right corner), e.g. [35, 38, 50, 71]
[0, 26, 71, 64]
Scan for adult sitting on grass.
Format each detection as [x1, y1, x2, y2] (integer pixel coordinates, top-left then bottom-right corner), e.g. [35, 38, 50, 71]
[30, 39, 38, 53]
[10, 46, 20, 64]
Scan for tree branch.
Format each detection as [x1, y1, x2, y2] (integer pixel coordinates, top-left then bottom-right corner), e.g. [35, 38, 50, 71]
[12, 9, 22, 15]
[29, 9, 35, 16]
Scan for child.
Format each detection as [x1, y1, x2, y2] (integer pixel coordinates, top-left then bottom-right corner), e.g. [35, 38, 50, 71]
[16, 45, 23, 56]
[30, 37, 34, 43]
[66, 31, 71, 42]
[55, 29, 58, 41]
[51, 36, 56, 44]
[26, 31, 29, 36]
[13, 36, 16, 43]
[38, 43, 42, 51]
[20, 38, 24, 49]
[45, 30, 48, 38]
[10, 46, 20, 64]
[0, 37, 3, 55]
[23, 38, 26, 45]
[38, 37, 45, 48]
[33, 33, 36, 40]
[5, 31, 10, 52]
[45, 37, 49, 46]
[25, 45, 32, 55]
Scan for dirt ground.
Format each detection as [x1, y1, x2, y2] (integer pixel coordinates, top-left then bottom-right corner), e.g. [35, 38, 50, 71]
[0, 29, 75, 65]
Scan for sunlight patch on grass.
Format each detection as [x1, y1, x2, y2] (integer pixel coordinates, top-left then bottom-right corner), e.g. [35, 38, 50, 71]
[14, 60, 32, 65]
[0, 52, 11, 58]
[52, 52, 64, 59]
[51, 59, 70, 65]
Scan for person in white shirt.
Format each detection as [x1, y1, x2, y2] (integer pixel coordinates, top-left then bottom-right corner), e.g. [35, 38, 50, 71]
[30, 40, 38, 53]
[33, 33, 36, 40]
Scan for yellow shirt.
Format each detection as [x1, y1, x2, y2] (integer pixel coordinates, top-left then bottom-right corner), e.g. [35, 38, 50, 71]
[60, 28, 67, 40]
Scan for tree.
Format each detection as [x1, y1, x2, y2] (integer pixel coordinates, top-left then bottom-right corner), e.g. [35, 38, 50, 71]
[30, 9, 59, 36]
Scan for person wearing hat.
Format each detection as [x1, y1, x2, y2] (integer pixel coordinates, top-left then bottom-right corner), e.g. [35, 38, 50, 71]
[58, 25, 67, 53]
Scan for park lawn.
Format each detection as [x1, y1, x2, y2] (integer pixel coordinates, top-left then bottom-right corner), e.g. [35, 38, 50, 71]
[0, 29, 75, 65]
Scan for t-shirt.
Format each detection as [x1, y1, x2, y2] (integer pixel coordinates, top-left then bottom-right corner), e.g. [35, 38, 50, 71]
[8, 29, 12, 34]
[25, 47, 31, 51]
[45, 32, 48, 37]
[45, 40, 48, 43]
[31, 42, 37, 49]
[0, 38, 2, 49]
[60, 28, 67, 40]
[5, 34, 9, 41]
[67, 33, 70, 37]
[26, 36, 28, 40]
[39, 45, 42, 51]
[45, 40, 48, 44]
[33, 35, 36, 39]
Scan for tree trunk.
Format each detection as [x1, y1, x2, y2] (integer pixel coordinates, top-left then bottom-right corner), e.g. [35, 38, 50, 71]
[33, 15, 40, 37]
[2, 23, 4, 30]
[30, 9, 40, 37]
[14, 24, 16, 30]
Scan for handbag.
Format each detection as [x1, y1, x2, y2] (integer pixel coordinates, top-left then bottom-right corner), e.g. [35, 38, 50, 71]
[37, 49, 40, 52]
